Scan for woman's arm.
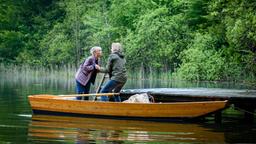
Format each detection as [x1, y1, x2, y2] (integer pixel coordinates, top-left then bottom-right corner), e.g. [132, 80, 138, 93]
[81, 57, 95, 72]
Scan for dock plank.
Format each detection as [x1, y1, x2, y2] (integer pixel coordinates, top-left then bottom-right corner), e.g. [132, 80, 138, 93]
[121, 88, 256, 100]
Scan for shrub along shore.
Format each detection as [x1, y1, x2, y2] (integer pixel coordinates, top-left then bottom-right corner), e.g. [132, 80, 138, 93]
[1, 1, 255, 84]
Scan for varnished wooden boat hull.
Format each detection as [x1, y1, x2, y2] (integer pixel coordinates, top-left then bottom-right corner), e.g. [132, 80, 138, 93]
[28, 95, 228, 119]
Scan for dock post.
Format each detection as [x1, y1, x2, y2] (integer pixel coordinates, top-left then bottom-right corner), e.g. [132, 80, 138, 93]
[214, 111, 222, 124]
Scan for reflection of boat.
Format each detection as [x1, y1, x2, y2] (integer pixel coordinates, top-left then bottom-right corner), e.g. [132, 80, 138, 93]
[28, 94, 228, 120]
[28, 114, 225, 143]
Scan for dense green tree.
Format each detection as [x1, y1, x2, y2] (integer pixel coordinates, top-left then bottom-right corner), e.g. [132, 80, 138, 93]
[0, 0, 65, 64]
[174, 0, 256, 81]
[0, 1, 24, 62]
[124, 7, 191, 72]
[176, 33, 226, 80]
[0, 0, 255, 83]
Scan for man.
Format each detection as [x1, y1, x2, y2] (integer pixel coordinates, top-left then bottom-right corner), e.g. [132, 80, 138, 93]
[99, 43, 127, 102]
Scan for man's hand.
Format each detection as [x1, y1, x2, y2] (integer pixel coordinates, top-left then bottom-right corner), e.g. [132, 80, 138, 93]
[95, 64, 101, 70]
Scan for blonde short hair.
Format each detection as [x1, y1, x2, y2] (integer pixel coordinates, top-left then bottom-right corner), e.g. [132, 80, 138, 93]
[111, 43, 122, 52]
[90, 46, 102, 55]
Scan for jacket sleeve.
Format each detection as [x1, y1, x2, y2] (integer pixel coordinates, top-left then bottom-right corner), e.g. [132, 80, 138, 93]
[81, 57, 95, 73]
[99, 56, 112, 73]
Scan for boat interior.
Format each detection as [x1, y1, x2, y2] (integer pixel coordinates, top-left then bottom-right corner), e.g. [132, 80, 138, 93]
[119, 93, 225, 103]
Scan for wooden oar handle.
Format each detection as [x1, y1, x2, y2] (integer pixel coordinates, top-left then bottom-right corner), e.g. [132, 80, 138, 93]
[58, 93, 119, 97]
[96, 73, 107, 93]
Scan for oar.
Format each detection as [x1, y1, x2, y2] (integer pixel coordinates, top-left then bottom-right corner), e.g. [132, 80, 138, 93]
[96, 73, 107, 93]
[93, 73, 107, 101]
[58, 93, 119, 97]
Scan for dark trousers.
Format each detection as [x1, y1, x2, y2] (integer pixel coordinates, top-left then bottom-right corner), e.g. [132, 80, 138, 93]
[76, 80, 91, 100]
[100, 80, 125, 102]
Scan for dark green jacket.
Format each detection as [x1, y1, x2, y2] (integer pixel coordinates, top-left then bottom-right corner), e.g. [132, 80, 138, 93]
[100, 52, 127, 83]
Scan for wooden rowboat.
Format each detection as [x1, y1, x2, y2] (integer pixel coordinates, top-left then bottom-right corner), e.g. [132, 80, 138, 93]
[28, 94, 228, 120]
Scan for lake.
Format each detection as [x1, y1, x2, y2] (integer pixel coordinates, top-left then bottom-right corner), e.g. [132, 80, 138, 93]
[0, 72, 255, 143]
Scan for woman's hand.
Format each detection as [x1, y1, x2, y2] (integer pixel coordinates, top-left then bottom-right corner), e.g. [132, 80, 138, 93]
[95, 64, 101, 70]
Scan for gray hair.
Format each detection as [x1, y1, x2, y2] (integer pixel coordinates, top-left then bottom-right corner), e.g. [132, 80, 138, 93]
[90, 46, 102, 55]
[111, 43, 122, 52]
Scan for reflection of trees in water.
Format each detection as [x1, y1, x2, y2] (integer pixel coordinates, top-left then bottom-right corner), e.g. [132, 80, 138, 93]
[223, 123, 256, 143]
[28, 115, 225, 143]
[127, 131, 150, 141]
[75, 128, 95, 144]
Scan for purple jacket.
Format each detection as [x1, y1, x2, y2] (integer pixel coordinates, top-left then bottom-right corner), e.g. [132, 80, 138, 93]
[75, 56, 98, 86]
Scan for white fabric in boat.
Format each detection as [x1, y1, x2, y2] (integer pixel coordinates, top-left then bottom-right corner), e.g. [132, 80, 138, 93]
[123, 93, 150, 103]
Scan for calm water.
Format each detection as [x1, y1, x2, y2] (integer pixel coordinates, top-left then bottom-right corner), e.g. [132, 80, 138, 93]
[0, 72, 255, 143]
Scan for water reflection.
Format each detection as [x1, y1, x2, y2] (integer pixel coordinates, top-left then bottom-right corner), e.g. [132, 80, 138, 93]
[1, 70, 255, 143]
[28, 115, 224, 143]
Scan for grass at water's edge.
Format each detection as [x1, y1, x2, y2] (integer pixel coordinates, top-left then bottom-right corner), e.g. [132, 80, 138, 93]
[0, 63, 255, 89]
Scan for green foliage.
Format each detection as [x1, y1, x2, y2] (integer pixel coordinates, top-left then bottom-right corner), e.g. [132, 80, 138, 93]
[0, 30, 24, 62]
[225, 14, 256, 76]
[124, 7, 191, 71]
[109, 0, 157, 31]
[0, 0, 255, 83]
[207, 0, 256, 79]
[175, 33, 225, 81]
[185, 0, 209, 28]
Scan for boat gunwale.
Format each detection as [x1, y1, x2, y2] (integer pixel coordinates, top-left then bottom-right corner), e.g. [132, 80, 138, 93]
[28, 95, 228, 105]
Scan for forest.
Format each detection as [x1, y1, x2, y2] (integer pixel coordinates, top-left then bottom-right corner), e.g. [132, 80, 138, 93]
[0, 0, 255, 83]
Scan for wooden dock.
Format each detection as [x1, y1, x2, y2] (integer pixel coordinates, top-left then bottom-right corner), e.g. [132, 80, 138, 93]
[121, 88, 256, 123]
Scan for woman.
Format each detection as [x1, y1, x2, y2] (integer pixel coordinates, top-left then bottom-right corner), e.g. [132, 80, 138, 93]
[75, 46, 102, 100]
[100, 43, 127, 102]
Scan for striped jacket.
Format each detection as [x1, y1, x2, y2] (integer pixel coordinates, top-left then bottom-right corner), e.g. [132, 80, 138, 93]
[75, 56, 98, 86]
